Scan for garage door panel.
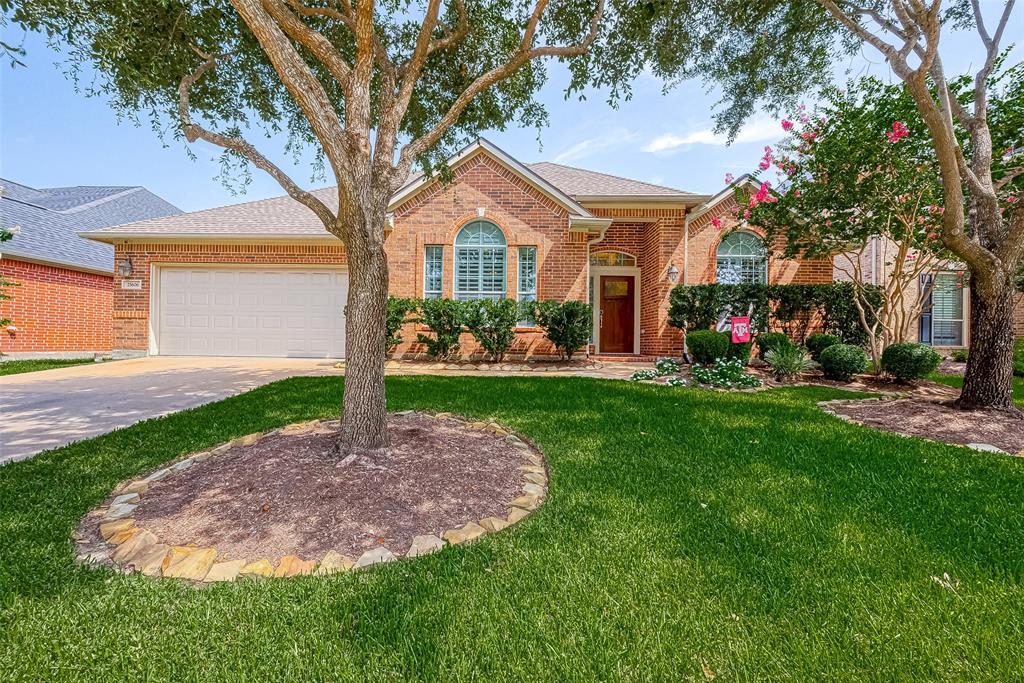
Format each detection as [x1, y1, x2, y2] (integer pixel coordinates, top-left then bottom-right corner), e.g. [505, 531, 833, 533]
[158, 267, 346, 358]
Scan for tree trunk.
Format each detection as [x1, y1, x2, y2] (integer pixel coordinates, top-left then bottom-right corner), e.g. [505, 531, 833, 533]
[958, 276, 1016, 411]
[338, 225, 391, 454]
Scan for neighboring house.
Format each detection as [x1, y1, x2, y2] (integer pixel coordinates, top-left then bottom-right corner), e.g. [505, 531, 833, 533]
[0, 179, 180, 357]
[81, 138, 831, 360]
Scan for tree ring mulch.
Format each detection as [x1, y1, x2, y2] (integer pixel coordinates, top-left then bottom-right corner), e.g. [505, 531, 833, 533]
[819, 398, 1024, 455]
[73, 412, 548, 583]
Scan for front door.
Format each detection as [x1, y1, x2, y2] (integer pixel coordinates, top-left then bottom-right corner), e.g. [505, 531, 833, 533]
[599, 275, 635, 353]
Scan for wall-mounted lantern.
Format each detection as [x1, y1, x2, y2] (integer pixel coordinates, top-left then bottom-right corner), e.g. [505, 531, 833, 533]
[116, 258, 133, 277]
[666, 263, 680, 284]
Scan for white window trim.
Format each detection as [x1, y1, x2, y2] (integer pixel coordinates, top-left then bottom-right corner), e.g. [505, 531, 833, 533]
[453, 222, 507, 301]
[930, 271, 968, 347]
[423, 245, 443, 299]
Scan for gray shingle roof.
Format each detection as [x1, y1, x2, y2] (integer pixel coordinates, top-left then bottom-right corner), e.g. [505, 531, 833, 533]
[528, 162, 693, 198]
[0, 179, 181, 273]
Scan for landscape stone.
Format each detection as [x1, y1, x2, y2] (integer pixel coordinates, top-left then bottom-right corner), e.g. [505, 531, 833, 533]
[479, 516, 510, 532]
[442, 522, 486, 545]
[120, 480, 149, 495]
[111, 492, 140, 506]
[103, 503, 138, 521]
[506, 507, 531, 524]
[130, 543, 170, 576]
[162, 546, 197, 571]
[192, 451, 212, 463]
[170, 458, 194, 473]
[109, 527, 142, 545]
[274, 555, 316, 577]
[240, 559, 275, 577]
[406, 535, 445, 558]
[519, 464, 545, 474]
[111, 529, 158, 564]
[163, 548, 217, 580]
[524, 472, 547, 486]
[211, 443, 233, 455]
[204, 559, 246, 583]
[99, 518, 135, 540]
[235, 433, 262, 447]
[510, 494, 539, 510]
[144, 468, 171, 482]
[523, 483, 545, 496]
[525, 453, 543, 465]
[355, 547, 397, 568]
[314, 551, 355, 575]
[967, 443, 1007, 454]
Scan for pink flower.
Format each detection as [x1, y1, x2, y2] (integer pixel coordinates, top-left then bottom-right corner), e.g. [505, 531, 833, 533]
[886, 120, 909, 143]
[711, 216, 723, 229]
[793, 189, 801, 197]
[743, 209, 751, 219]
[781, 119, 794, 131]
[1008, 195, 1018, 203]
[801, 131, 817, 142]
[758, 146, 772, 170]
[724, 173, 734, 184]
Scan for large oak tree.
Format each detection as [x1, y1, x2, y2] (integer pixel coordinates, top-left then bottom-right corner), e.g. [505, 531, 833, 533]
[5, 0, 606, 454]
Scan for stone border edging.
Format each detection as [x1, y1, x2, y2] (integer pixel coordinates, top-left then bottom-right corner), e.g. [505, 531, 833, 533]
[73, 412, 548, 583]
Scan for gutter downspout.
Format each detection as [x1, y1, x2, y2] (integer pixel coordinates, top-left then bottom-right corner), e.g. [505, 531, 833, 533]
[682, 210, 692, 286]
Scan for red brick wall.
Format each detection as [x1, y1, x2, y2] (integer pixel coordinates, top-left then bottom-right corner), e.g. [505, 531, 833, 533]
[110, 242, 348, 352]
[0, 257, 113, 353]
[1014, 292, 1024, 338]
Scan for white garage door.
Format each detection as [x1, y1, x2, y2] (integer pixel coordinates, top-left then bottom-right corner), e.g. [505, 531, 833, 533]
[157, 267, 347, 358]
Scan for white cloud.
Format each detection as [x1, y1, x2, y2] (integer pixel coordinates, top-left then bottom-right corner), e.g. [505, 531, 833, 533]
[642, 117, 783, 154]
[552, 128, 638, 164]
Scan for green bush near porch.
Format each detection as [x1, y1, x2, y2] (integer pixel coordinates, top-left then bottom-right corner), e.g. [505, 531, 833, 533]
[2, 376, 1023, 680]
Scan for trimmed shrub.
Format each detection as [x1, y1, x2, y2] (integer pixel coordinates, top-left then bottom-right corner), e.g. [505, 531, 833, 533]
[755, 332, 793, 360]
[950, 348, 968, 363]
[534, 300, 592, 360]
[386, 297, 419, 353]
[806, 333, 842, 362]
[464, 298, 519, 362]
[881, 342, 941, 382]
[686, 330, 730, 365]
[820, 344, 868, 382]
[725, 339, 754, 365]
[692, 358, 762, 389]
[765, 345, 814, 382]
[416, 298, 466, 359]
[1014, 337, 1024, 377]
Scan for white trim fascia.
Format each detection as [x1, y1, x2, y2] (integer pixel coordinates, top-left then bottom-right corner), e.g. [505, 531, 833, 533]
[569, 215, 613, 233]
[79, 232, 341, 244]
[388, 138, 595, 218]
[0, 251, 113, 276]
[576, 195, 709, 207]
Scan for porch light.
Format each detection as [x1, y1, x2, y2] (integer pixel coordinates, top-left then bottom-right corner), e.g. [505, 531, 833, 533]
[666, 263, 680, 284]
[116, 258, 133, 277]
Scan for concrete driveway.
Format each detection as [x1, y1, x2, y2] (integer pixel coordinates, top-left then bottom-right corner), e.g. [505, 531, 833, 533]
[0, 357, 340, 465]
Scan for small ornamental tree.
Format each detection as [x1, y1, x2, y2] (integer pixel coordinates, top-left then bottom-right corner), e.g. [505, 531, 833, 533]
[737, 78, 954, 373]
[8, 0, 608, 454]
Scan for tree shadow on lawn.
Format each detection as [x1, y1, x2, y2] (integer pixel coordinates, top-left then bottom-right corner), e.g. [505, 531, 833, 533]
[2, 375, 1024, 679]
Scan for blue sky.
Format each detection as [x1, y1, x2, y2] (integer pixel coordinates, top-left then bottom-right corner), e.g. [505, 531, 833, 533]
[2, 10, 1020, 213]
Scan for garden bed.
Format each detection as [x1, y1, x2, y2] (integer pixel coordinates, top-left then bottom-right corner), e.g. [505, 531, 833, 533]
[382, 357, 600, 372]
[821, 398, 1024, 454]
[74, 412, 547, 581]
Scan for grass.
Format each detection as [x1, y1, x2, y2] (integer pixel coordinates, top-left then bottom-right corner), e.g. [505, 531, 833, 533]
[0, 358, 95, 376]
[1, 376, 1023, 681]
[928, 372, 1024, 405]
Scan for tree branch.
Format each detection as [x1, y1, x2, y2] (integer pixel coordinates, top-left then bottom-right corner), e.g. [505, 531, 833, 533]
[264, 0, 353, 93]
[177, 51, 335, 226]
[395, 0, 604, 183]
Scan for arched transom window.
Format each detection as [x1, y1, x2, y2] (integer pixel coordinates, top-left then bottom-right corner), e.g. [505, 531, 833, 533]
[590, 251, 636, 267]
[454, 220, 506, 300]
[716, 231, 767, 284]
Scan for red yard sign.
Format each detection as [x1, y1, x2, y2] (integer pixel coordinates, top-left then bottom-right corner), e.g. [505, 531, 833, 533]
[731, 317, 751, 344]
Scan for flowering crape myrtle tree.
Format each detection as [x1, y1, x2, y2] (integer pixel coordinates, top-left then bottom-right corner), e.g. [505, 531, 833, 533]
[601, 0, 1023, 409]
[736, 78, 955, 374]
[6, 0, 607, 455]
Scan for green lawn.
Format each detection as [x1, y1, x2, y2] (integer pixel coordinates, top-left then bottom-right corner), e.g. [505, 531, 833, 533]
[929, 372, 1024, 405]
[2, 377, 1023, 680]
[0, 358, 95, 376]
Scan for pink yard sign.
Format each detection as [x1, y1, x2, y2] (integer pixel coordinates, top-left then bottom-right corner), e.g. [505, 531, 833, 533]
[731, 317, 751, 344]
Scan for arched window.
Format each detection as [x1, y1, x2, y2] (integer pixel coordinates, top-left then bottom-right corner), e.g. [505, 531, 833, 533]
[590, 251, 636, 267]
[454, 220, 506, 300]
[716, 231, 767, 284]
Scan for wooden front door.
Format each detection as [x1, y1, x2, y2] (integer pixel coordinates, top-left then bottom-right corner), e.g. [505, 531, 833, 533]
[599, 275, 635, 353]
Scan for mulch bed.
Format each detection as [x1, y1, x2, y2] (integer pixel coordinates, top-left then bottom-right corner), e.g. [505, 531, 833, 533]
[130, 414, 531, 561]
[825, 398, 1024, 454]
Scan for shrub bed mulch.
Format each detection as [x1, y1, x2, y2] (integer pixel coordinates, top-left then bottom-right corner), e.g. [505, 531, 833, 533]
[822, 398, 1024, 455]
[75, 412, 548, 582]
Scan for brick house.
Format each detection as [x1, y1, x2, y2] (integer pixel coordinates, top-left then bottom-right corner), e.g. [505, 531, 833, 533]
[81, 139, 831, 360]
[0, 179, 180, 358]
